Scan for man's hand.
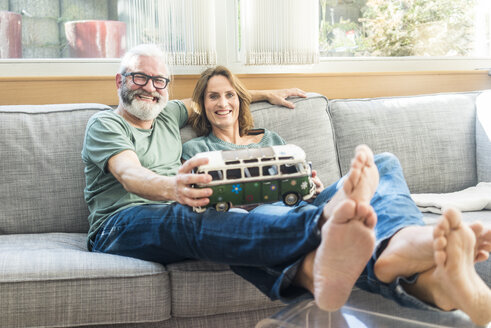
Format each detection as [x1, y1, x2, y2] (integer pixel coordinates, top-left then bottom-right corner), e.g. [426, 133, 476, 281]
[173, 157, 213, 207]
[250, 88, 307, 109]
[267, 88, 307, 109]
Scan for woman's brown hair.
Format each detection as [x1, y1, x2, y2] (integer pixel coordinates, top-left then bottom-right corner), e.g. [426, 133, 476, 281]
[190, 66, 253, 137]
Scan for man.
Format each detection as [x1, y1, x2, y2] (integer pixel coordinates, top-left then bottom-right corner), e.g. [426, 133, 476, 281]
[82, 44, 491, 325]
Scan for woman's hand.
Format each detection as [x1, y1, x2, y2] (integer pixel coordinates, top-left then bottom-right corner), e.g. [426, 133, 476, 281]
[312, 169, 324, 195]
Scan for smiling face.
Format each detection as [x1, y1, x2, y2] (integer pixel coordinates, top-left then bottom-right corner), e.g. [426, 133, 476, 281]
[204, 75, 241, 133]
[118, 55, 169, 121]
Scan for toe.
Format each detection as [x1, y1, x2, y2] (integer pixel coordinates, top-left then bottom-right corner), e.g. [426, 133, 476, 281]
[356, 202, 377, 228]
[469, 221, 484, 237]
[325, 200, 356, 225]
[475, 250, 489, 263]
[355, 144, 374, 163]
[434, 235, 447, 251]
[442, 208, 462, 230]
[434, 249, 446, 266]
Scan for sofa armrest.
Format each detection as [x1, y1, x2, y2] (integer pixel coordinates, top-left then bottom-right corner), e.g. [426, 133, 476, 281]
[476, 90, 491, 182]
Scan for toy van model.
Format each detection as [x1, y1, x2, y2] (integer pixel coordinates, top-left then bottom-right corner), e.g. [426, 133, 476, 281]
[191, 144, 315, 213]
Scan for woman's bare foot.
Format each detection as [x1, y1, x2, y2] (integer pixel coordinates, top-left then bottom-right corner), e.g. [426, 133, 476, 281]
[428, 208, 491, 326]
[374, 217, 491, 284]
[321, 145, 379, 225]
[470, 221, 491, 263]
[313, 199, 377, 311]
[374, 225, 434, 283]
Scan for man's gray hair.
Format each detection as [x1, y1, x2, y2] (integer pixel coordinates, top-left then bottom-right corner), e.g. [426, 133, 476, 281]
[119, 44, 169, 74]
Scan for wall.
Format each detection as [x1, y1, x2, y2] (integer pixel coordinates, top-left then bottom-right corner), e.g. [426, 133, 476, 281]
[1, 71, 490, 106]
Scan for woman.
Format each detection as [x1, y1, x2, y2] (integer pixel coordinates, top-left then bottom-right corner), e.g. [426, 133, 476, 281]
[184, 67, 285, 155]
[182, 65, 325, 198]
[180, 66, 491, 325]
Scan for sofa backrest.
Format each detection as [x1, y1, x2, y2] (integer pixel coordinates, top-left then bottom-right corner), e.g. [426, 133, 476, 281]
[1, 90, 482, 234]
[180, 93, 342, 187]
[329, 92, 479, 193]
[0, 104, 111, 234]
[2, 96, 338, 235]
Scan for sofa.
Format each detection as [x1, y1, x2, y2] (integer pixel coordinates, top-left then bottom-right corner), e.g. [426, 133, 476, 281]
[1, 90, 490, 328]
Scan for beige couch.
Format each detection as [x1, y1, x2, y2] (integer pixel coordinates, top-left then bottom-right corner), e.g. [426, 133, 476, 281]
[0, 90, 489, 327]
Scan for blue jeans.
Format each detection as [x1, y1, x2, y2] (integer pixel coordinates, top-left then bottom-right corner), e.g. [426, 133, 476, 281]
[92, 153, 433, 310]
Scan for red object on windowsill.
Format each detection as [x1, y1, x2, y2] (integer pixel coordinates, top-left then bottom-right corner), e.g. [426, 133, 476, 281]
[65, 20, 126, 58]
[0, 11, 22, 58]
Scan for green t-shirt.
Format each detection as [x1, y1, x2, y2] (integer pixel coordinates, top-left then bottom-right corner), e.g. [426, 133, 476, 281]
[181, 129, 286, 161]
[81, 100, 188, 244]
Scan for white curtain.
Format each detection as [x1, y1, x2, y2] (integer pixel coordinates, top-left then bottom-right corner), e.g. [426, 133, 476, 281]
[241, 0, 319, 65]
[118, 0, 217, 65]
[474, 0, 491, 56]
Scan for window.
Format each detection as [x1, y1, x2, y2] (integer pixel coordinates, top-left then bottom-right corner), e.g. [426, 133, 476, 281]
[241, 0, 319, 64]
[226, 168, 242, 180]
[319, 0, 491, 58]
[280, 164, 300, 175]
[2, 0, 491, 77]
[120, 0, 216, 65]
[0, 0, 216, 62]
[262, 165, 278, 176]
[209, 170, 224, 181]
[244, 166, 260, 177]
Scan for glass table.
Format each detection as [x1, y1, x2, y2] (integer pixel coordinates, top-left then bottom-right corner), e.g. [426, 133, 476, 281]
[256, 288, 489, 328]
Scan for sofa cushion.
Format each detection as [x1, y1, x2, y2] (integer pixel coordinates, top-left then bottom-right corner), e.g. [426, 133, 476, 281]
[329, 92, 479, 193]
[0, 233, 169, 327]
[476, 90, 491, 182]
[251, 94, 340, 186]
[166, 260, 283, 318]
[0, 103, 110, 234]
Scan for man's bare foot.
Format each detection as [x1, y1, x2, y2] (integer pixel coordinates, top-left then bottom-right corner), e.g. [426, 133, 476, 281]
[343, 145, 379, 204]
[374, 218, 491, 284]
[429, 208, 491, 326]
[321, 145, 379, 225]
[313, 199, 377, 311]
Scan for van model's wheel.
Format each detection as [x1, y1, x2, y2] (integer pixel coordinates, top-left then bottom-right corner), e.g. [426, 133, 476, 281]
[193, 206, 206, 213]
[215, 201, 230, 212]
[283, 192, 299, 206]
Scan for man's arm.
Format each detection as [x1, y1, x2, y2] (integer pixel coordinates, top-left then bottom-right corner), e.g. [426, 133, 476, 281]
[249, 88, 307, 109]
[181, 98, 195, 121]
[180, 88, 307, 118]
[107, 149, 212, 207]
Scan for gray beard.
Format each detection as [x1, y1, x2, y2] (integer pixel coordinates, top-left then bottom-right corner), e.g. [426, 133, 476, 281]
[119, 83, 168, 121]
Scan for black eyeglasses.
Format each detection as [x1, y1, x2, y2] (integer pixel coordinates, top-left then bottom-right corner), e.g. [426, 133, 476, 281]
[122, 72, 171, 90]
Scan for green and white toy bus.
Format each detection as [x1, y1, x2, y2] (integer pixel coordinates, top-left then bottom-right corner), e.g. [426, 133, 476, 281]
[191, 144, 315, 212]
